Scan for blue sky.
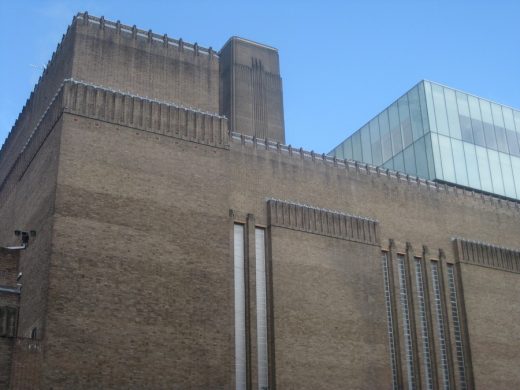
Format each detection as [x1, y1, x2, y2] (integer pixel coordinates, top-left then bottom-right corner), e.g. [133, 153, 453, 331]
[1, 0, 519, 153]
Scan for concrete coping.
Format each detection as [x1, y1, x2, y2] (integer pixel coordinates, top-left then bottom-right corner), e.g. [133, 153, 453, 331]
[220, 36, 278, 52]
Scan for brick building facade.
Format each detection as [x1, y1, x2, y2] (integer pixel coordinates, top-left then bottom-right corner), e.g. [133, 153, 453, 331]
[0, 12, 519, 389]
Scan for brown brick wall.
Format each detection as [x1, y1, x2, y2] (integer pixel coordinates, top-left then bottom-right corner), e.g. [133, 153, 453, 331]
[71, 14, 220, 115]
[40, 106, 520, 388]
[459, 264, 520, 389]
[0, 337, 14, 390]
[43, 112, 233, 388]
[271, 228, 390, 388]
[0, 13, 519, 389]
[0, 248, 19, 289]
[0, 113, 62, 355]
[9, 338, 43, 390]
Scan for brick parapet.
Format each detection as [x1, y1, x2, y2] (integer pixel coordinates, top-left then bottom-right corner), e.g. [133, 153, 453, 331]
[2, 74, 517, 220]
[231, 132, 520, 212]
[0, 11, 221, 185]
[0, 79, 229, 205]
[76, 12, 219, 59]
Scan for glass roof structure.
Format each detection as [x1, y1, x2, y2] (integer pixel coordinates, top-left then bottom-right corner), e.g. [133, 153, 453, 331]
[330, 80, 520, 200]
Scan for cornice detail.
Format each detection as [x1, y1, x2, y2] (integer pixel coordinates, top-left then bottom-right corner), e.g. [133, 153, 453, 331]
[453, 237, 520, 273]
[267, 198, 379, 246]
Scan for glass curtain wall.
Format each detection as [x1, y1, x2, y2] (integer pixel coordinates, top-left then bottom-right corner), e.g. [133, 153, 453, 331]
[330, 81, 520, 200]
[330, 81, 434, 180]
[425, 81, 520, 199]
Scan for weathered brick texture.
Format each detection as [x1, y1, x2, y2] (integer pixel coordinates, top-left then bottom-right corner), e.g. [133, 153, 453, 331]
[0, 12, 519, 390]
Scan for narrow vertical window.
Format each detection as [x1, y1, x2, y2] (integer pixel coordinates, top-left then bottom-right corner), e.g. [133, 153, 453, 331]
[414, 258, 434, 389]
[447, 264, 467, 390]
[234, 224, 246, 390]
[381, 252, 399, 390]
[397, 255, 416, 390]
[255, 228, 268, 390]
[431, 261, 450, 390]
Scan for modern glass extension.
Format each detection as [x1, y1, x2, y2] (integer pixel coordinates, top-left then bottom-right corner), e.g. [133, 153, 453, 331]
[329, 80, 520, 200]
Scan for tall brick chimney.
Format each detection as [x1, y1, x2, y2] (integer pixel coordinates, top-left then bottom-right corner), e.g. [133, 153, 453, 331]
[219, 37, 285, 143]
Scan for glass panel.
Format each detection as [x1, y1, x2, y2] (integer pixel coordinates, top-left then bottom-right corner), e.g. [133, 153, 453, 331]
[380, 110, 393, 162]
[494, 126, 508, 153]
[506, 129, 520, 156]
[414, 259, 435, 390]
[399, 95, 413, 148]
[333, 146, 342, 159]
[397, 255, 417, 389]
[424, 81, 437, 133]
[431, 261, 451, 390]
[463, 142, 481, 190]
[431, 133, 443, 180]
[475, 146, 493, 193]
[495, 126, 509, 153]
[255, 228, 269, 390]
[393, 152, 405, 173]
[491, 103, 509, 153]
[414, 137, 429, 179]
[425, 133, 436, 179]
[233, 224, 247, 390]
[444, 88, 462, 140]
[432, 84, 450, 136]
[370, 118, 383, 166]
[438, 135, 456, 183]
[451, 138, 469, 187]
[456, 92, 473, 143]
[502, 107, 520, 156]
[514, 111, 520, 134]
[403, 145, 416, 176]
[353, 131, 363, 161]
[389, 102, 403, 155]
[408, 86, 424, 141]
[487, 149, 504, 195]
[479, 100, 497, 150]
[511, 156, 520, 198]
[381, 253, 399, 390]
[467, 95, 486, 147]
[344, 138, 353, 159]
[499, 153, 516, 198]
[418, 82, 430, 133]
[360, 125, 372, 164]
[506, 129, 520, 157]
[447, 265, 468, 390]
[383, 158, 394, 170]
